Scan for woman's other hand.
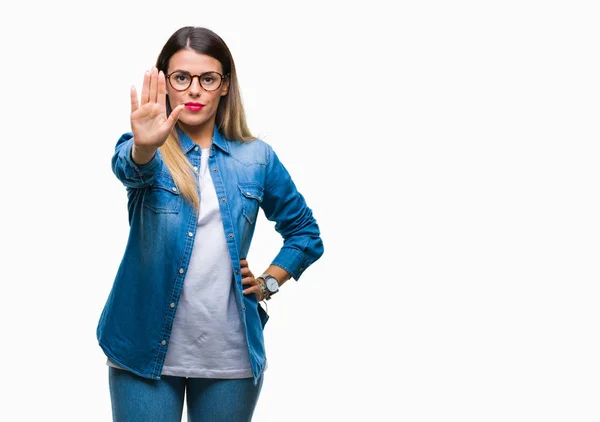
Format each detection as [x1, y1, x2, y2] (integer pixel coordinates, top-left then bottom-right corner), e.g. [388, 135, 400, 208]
[130, 67, 185, 152]
[240, 259, 265, 301]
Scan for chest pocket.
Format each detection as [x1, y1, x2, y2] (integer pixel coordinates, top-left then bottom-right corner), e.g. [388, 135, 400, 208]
[238, 183, 263, 224]
[144, 173, 182, 214]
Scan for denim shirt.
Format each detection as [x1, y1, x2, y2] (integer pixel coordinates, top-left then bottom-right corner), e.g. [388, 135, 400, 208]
[96, 124, 324, 386]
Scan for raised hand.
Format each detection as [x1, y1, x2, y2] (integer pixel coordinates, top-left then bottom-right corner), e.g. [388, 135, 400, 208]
[130, 67, 184, 152]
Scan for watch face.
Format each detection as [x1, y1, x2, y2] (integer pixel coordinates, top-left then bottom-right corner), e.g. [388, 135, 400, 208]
[266, 277, 279, 292]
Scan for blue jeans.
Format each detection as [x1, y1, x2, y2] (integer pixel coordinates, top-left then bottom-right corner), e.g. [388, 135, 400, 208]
[108, 367, 264, 421]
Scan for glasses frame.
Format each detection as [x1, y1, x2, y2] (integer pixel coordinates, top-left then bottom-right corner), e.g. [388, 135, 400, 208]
[166, 70, 229, 92]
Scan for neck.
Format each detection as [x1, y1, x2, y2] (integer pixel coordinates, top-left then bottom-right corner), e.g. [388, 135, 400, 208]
[178, 120, 215, 149]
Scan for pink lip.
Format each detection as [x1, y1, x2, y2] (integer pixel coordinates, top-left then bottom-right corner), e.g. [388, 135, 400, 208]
[185, 103, 204, 111]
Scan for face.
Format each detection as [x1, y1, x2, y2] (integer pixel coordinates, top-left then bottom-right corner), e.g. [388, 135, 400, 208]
[166, 49, 230, 130]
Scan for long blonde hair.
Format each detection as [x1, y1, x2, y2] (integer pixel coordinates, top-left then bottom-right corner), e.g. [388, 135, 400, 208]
[155, 27, 257, 216]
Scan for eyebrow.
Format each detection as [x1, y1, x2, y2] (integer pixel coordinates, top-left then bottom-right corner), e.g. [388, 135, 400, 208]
[169, 68, 220, 74]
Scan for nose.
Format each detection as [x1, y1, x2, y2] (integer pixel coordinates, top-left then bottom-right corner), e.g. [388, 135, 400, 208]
[187, 76, 202, 96]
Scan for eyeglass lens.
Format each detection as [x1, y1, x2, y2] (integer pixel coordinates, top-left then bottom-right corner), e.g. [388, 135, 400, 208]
[169, 71, 223, 91]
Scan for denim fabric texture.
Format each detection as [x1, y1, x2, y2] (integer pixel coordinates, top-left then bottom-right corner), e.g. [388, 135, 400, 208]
[109, 366, 263, 421]
[97, 124, 324, 386]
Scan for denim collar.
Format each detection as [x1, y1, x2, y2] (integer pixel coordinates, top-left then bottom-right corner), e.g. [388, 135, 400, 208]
[176, 123, 230, 155]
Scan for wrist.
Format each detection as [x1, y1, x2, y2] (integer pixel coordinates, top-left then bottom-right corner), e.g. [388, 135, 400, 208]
[131, 144, 157, 165]
[256, 277, 270, 301]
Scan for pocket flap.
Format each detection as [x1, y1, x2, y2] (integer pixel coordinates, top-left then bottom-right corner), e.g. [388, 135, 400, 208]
[151, 173, 180, 195]
[238, 184, 263, 202]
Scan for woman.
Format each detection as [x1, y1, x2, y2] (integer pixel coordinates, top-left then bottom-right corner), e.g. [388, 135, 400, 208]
[96, 26, 324, 421]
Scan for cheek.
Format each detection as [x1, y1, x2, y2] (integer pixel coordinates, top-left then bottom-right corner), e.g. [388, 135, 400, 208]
[167, 93, 179, 109]
[210, 91, 225, 105]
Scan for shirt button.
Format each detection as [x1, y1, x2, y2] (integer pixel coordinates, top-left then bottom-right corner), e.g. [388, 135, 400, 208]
[193, 166, 198, 172]
[246, 191, 251, 196]
[228, 233, 234, 238]
[242, 306, 246, 311]
[171, 187, 177, 192]
[236, 269, 240, 274]
[161, 340, 166, 346]
[188, 232, 193, 237]
[179, 268, 184, 274]
[194, 146, 199, 151]
[221, 197, 226, 202]
[212, 168, 217, 172]
[170, 302, 175, 308]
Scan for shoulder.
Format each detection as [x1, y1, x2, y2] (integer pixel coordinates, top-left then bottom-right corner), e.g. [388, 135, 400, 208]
[116, 132, 134, 146]
[226, 137, 275, 165]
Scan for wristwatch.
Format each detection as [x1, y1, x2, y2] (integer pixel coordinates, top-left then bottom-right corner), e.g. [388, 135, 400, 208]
[258, 273, 279, 300]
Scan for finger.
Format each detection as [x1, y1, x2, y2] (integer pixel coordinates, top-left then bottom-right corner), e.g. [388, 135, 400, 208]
[241, 276, 254, 286]
[157, 70, 166, 108]
[149, 67, 158, 103]
[141, 70, 150, 105]
[242, 283, 256, 293]
[241, 269, 255, 279]
[165, 104, 185, 129]
[242, 286, 261, 299]
[240, 259, 248, 267]
[130, 86, 139, 113]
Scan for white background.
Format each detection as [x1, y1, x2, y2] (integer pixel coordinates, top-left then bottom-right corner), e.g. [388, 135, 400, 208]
[1, 0, 599, 421]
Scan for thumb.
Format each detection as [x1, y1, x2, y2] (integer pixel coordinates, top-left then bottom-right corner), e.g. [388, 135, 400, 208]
[166, 104, 185, 129]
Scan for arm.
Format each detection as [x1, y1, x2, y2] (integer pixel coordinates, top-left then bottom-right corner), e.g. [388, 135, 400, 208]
[132, 144, 158, 165]
[241, 261, 290, 301]
[112, 67, 184, 189]
[260, 145, 324, 282]
[111, 132, 163, 189]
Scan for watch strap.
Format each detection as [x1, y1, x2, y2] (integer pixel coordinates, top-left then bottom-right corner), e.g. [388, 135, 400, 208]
[257, 277, 271, 301]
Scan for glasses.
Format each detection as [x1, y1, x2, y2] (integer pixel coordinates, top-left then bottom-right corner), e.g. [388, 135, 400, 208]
[166, 70, 229, 92]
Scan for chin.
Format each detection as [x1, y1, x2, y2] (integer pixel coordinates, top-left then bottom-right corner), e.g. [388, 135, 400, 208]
[179, 114, 212, 128]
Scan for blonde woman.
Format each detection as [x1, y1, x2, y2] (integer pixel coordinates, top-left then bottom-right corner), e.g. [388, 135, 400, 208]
[96, 26, 324, 421]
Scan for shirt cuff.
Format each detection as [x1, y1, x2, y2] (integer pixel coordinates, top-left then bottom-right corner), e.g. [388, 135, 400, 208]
[123, 141, 162, 182]
[271, 247, 308, 281]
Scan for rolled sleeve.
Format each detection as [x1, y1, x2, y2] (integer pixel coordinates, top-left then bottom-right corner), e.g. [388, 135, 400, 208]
[271, 244, 311, 280]
[261, 145, 324, 281]
[111, 132, 163, 188]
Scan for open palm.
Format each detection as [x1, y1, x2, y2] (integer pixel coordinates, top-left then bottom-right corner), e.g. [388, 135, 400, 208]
[130, 67, 184, 150]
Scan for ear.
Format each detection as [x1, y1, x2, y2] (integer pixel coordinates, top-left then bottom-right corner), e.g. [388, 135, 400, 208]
[220, 77, 230, 97]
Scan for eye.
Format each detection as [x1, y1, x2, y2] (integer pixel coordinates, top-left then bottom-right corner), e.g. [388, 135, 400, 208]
[170, 72, 191, 84]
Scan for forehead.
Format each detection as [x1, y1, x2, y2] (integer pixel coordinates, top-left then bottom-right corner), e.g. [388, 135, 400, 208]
[168, 49, 223, 73]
